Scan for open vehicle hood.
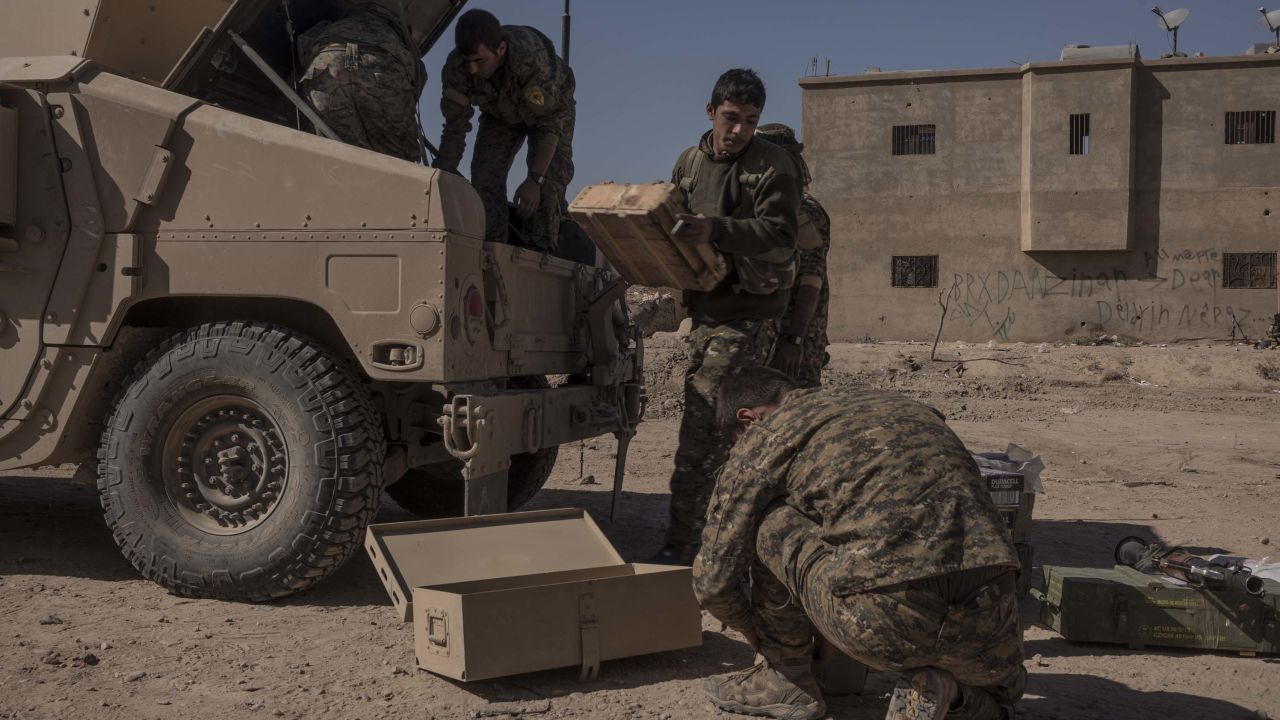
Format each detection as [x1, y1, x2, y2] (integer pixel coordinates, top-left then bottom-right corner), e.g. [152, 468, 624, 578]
[0, 1, 467, 88]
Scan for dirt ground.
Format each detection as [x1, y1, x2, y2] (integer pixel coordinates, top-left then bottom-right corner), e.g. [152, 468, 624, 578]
[3, 336, 1279, 720]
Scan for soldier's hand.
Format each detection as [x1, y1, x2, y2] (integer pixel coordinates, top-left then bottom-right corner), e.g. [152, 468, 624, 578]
[673, 213, 713, 245]
[771, 342, 803, 379]
[514, 178, 542, 218]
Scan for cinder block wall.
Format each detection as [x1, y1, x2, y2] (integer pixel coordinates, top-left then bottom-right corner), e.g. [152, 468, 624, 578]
[802, 56, 1280, 343]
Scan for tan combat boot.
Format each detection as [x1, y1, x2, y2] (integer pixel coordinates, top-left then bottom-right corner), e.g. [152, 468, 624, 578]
[703, 661, 826, 720]
[884, 668, 958, 720]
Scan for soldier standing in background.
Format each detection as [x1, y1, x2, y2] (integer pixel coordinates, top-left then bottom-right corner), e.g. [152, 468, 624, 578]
[651, 69, 801, 565]
[755, 123, 831, 388]
[696, 367, 1026, 720]
[433, 9, 576, 250]
[299, 1, 423, 162]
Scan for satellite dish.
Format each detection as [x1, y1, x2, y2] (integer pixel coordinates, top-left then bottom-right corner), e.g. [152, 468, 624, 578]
[1261, 7, 1280, 46]
[1151, 6, 1191, 56]
[1155, 7, 1190, 30]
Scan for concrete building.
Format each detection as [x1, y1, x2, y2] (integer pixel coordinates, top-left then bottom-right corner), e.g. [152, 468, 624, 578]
[801, 51, 1280, 343]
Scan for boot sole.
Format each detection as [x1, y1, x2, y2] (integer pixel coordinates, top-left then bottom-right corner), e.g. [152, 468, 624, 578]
[706, 695, 826, 720]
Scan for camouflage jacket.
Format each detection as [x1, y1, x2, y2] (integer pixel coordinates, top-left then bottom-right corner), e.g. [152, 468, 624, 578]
[298, 4, 418, 74]
[693, 387, 1020, 634]
[780, 193, 831, 342]
[437, 25, 575, 171]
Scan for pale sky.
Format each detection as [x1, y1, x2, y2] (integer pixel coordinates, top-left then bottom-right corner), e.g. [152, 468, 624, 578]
[416, 1, 1278, 197]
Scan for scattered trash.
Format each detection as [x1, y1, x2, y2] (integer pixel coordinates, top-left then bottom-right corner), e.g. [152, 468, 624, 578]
[38, 615, 64, 626]
[1036, 343, 1050, 354]
[123, 671, 146, 682]
[578, 474, 599, 486]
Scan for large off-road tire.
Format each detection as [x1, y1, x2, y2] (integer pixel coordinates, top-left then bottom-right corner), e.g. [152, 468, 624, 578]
[385, 377, 558, 518]
[96, 322, 385, 602]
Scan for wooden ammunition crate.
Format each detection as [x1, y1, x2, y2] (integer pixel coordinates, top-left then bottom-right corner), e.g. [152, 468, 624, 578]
[569, 182, 727, 291]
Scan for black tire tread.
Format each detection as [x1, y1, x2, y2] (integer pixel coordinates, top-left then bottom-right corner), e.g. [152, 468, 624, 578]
[96, 321, 385, 602]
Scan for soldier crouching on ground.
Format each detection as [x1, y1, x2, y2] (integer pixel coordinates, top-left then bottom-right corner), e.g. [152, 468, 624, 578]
[754, 123, 831, 388]
[433, 9, 576, 251]
[695, 366, 1026, 720]
[298, 0, 423, 162]
[650, 69, 801, 565]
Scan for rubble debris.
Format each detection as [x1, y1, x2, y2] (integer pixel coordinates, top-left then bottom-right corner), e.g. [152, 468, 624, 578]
[475, 699, 552, 717]
[625, 286, 681, 337]
[38, 615, 64, 625]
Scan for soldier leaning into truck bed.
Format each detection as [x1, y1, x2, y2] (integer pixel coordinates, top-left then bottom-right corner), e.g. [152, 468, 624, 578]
[650, 69, 801, 566]
[695, 366, 1026, 720]
[433, 9, 576, 251]
[755, 123, 831, 389]
[298, 1, 424, 162]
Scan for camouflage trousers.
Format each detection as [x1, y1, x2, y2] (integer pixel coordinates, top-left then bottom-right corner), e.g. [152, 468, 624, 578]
[302, 45, 422, 162]
[471, 112, 576, 250]
[794, 337, 830, 389]
[751, 504, 1026, 704]
[666, 318, 773, 551]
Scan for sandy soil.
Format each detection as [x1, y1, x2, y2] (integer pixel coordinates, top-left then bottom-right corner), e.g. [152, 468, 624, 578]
[3, 338, 1279, 720]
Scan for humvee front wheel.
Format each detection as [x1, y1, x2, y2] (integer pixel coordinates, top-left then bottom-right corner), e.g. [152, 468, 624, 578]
[97, 322, 385, 601]
[385, 376, 558, 518]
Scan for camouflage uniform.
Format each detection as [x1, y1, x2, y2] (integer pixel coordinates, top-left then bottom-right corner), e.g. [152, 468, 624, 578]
[695, 387, 1025, 706]
[755, 124, 831, 389]
[299, 3, 422, 162]
[778, 195, 831, 388]
[437, 26, 575, 250]
[663, 134, 801, 554]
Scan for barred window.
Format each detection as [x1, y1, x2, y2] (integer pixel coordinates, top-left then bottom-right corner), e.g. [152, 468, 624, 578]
[892, 124, 936, 155]
[1222, 252, 1277, 289]
[1224, 111, 1276, 145]
[1069, 113, 1091, 155]
[891, 256, 939, 287]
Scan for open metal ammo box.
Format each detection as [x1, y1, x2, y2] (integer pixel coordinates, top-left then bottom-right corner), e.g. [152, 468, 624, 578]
[364, 508, 702, 681]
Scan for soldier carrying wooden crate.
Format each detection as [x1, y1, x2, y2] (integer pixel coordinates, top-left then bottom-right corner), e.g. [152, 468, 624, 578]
[649, 68, 802, 567]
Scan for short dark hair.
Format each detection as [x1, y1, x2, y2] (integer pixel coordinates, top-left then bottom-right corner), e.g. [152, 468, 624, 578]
[715, 366, 798, 438]
[710, 68, 766, 111]
[455, 9, 502, 55]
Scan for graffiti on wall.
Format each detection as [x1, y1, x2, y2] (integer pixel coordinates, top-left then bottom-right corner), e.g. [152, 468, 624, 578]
[944, 247, 1254, 339]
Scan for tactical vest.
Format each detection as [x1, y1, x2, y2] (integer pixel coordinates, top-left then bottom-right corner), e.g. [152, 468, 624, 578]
[676, 147, 797, 295]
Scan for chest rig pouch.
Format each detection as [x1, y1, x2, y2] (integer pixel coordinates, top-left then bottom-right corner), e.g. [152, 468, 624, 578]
[677, 148, 797, 295]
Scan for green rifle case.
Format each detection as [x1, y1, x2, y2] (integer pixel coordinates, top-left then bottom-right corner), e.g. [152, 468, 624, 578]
[1038, 565, 1280, 655]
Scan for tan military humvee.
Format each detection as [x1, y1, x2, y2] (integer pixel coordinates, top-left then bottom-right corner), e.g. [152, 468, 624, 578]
[0, 0, 643, 601]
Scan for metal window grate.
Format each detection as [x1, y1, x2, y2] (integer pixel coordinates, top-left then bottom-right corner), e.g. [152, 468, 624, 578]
[1224, 111, 1276, 145]
[892, 124, 936, 155]
[1069, 113, 1091, 155]
[1222, 252, 1277, 289]
[891, 256, 939, 287]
